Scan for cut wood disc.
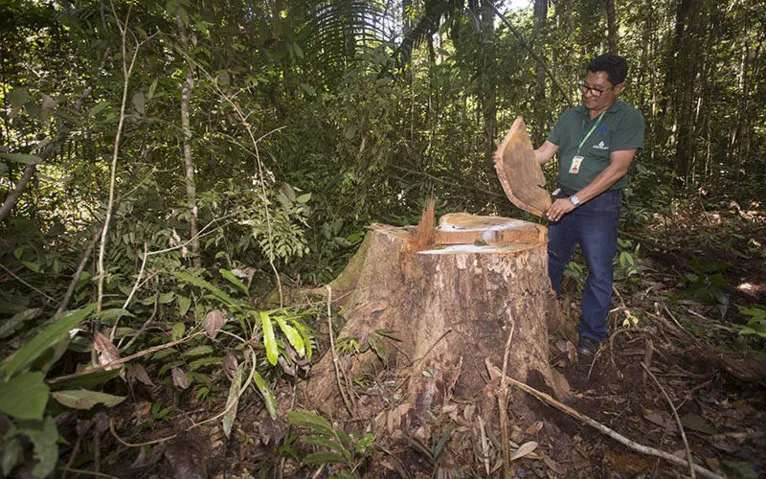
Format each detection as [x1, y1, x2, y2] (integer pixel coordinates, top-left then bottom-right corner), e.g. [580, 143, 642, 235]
[494, 116, 552, 217]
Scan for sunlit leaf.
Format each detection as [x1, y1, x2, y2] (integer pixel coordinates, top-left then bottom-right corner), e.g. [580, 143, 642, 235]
[275, 316, 305, 357]
[261, 312, 279, 365]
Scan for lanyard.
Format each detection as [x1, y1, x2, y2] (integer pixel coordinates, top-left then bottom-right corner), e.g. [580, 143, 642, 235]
[577, 111, 606, 154]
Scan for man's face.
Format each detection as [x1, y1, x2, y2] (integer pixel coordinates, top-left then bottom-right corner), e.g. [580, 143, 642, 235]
[582, 71, 623, 111]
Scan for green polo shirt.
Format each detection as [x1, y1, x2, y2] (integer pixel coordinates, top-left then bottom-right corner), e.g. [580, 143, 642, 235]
[547, 98, 644, 194]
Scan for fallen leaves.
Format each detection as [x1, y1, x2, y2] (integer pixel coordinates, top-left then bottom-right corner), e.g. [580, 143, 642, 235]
[203, 310, 227, 340]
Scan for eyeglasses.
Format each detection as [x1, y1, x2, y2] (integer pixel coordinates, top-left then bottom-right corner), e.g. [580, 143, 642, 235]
[578, 82, 614, 97]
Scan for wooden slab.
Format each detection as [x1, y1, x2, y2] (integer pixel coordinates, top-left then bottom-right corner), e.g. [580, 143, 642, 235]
[433, 212, 545, 246]
[494, 116, 552, 217]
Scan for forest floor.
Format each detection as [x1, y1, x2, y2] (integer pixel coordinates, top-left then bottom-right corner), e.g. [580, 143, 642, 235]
[100, 204, 765, 479]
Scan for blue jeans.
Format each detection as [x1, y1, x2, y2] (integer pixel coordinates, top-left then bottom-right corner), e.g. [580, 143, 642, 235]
[548, 189, 621, 342]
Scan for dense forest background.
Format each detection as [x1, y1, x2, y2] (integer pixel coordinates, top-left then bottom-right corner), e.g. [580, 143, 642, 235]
[1, 0, 765, 477]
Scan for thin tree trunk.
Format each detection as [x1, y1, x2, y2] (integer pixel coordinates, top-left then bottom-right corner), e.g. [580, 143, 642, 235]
[0, 164, 36, 223]
[176, 8, 201, 268]
[605, 0, 619, 54]
[533, 0, 548, 112]
[480, 0, 496, 155]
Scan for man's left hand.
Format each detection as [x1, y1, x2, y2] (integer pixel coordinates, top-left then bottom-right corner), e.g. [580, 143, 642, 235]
[546, 198, 576, 222]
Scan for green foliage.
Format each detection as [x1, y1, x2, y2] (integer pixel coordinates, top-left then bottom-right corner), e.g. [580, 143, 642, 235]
[739, 308, 766, 339]
[287, 410, 375, 477]
[682, 258, 730, 310]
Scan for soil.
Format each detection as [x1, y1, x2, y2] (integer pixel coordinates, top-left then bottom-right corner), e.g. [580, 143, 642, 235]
[91, 208, 766, 478]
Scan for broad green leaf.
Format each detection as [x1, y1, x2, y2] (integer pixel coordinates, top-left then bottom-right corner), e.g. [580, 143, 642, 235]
[171, 322, 186, 340]
[189, 356, 223, 371]
[172, 271, 238, 308]
[304, 451, 347, 465]
[222, 363, 244, 439]
[275, 316, 305, 357]
[182, 345, 213, 357]
[132, 91, 145, 114]
[18, 416, 58, 478]
[293, 42, 304, 59]
[261, 312, 278, 366]
[0, 153, 42, 165]
[89, 101, 109, 116]
[1, 304, 97, 379]
[0, 372, 49, 420]
[93, 308, 134, 322]
[220, 269, 249, 295]
[1, 436, 23, 476]
[0, 308, 42, 339]
[253, 371, 277, 419]
[49, 368, 121, 391]
[159, 292, 175, 304]
[287, 410, 334, 436]
[147, 78, 159, 100]
[177, 295, 192, 316]
[8, 88, 29, 108]
[296, 193, 311, 203]
[52, 389, 126, 410]
[303, 435, 348, 457]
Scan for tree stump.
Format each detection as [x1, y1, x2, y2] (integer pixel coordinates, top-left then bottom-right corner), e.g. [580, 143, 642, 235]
[302, 213, 566, 434]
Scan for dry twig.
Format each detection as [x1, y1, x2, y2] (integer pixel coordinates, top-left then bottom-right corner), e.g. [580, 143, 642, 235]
[641, 362, 696, 479]
[48, 331, 204, 384]
[326, 286, 355, 417]
[488, 361, 723, 479]
[498, 319, 516, 479]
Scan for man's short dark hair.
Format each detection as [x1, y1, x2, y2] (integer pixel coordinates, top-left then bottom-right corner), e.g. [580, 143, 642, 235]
[587, 54, 628, 86]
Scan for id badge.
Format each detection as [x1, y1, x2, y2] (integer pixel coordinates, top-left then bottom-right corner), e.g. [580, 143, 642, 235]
[569, 155, 584, 174]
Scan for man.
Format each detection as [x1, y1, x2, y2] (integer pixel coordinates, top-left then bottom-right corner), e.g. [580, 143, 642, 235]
[519, 54, 644, 357]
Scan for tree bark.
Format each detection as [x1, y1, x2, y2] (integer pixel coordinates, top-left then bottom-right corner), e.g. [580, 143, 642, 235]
[0, 163, 36, 223]
[303, 215, 567, 437]
[605, 0, 619, 54]
[176, 9, 201, 268]
[533, 0, 548, 106]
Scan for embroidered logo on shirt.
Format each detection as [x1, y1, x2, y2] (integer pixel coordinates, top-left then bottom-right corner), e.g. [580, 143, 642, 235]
[592, 140, 609, 150]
